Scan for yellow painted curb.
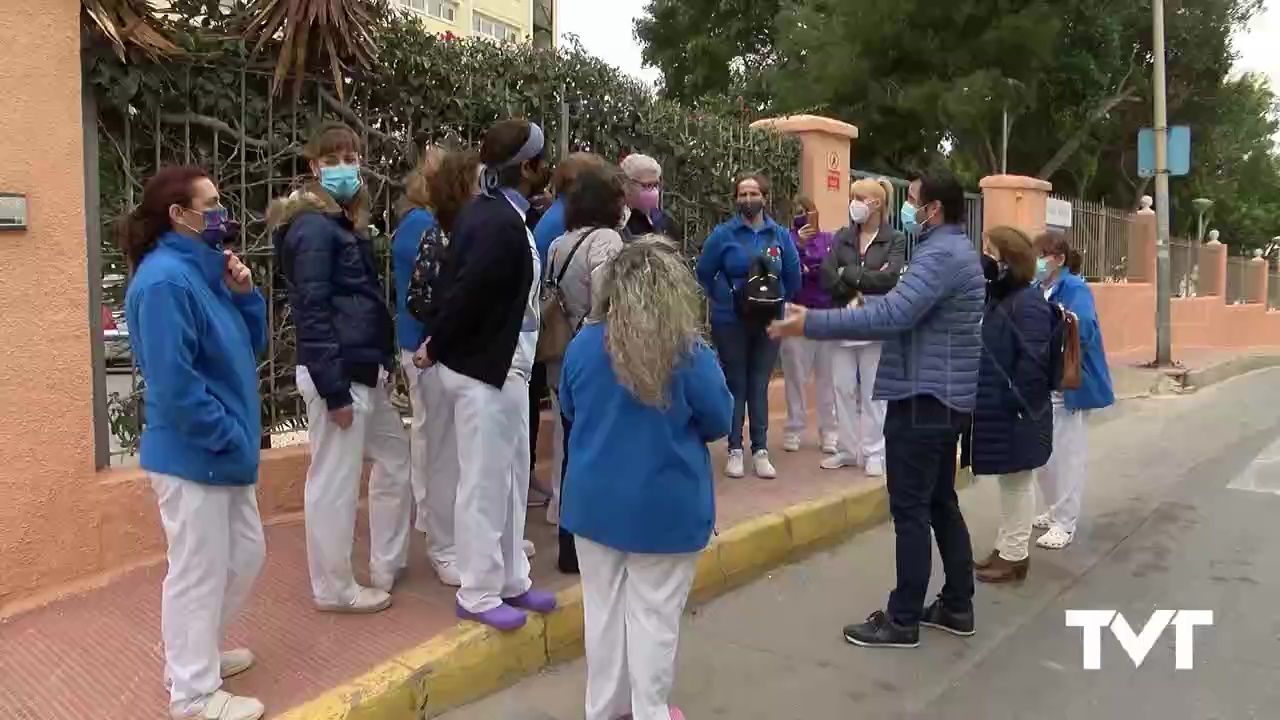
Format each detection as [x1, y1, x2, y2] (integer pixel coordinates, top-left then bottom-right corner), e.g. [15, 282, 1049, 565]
[281, 480, 900, 719]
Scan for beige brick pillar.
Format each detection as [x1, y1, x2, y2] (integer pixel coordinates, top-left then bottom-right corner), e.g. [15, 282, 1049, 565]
[750, 115, 860, 233]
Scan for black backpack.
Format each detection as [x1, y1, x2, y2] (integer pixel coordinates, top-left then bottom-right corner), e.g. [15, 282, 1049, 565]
[734, 254, 784, 327]
[406, 224, 450, 324]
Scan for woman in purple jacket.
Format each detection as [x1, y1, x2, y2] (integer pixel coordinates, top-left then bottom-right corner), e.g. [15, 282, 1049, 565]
[780, 195, 839, 454]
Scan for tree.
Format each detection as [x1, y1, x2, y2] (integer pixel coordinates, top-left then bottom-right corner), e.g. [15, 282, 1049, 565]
[635, 0, 1278, 247]
[634, 0, 788, 107]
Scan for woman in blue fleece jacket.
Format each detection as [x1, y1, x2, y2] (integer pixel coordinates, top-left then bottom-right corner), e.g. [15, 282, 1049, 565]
[695, 173, 800, 481]
[561, 238, 732, 720]
[122, 166, 268, 720]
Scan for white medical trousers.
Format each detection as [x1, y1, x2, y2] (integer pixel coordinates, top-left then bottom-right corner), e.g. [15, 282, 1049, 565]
[780, 336, 837, 438]
[830, 342, 886, 464]
[400, 351, 458, 564]
[546, 382, 566, 526]
[1037, 398, 1090, 534]
[578, 537, 698, 720]
[298, 366, 412, 605]
[151, 473, 265, 707]
[990, 470, 1035, 562]
[437, 363, 533, 613]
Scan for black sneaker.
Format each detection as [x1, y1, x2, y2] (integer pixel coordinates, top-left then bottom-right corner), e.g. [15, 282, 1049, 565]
[842, 610, 920, 648]
[921, 600, 976, 636]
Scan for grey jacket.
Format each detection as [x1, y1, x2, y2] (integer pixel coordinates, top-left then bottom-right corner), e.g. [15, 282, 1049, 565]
[804, 223, 984, 412]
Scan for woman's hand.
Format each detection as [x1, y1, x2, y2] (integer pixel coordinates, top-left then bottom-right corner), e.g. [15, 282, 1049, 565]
[768, 303, 808, 339]
[798, 224, 817, 242]
[223, 250, 253, 294]
[412, 340, 433, 369]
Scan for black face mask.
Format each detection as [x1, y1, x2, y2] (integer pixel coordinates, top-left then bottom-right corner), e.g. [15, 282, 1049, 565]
[982, 254, 1006, 284]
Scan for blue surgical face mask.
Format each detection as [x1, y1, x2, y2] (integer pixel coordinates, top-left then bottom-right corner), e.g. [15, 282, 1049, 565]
[1035, 256, 1050, 281]
[900, 201, 920, 234]
[319, 163, 362, 203]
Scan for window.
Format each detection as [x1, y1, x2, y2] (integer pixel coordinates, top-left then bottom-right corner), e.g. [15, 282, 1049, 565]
[399, 0, 458, 23]
[472, 12, 521, 42]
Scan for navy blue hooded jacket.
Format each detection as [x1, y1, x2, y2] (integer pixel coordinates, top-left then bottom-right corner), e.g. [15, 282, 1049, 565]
[272, 185, 395, 410]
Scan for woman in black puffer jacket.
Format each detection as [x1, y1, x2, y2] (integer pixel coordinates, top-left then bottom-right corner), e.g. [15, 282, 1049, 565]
[971, 225, 1055, 584]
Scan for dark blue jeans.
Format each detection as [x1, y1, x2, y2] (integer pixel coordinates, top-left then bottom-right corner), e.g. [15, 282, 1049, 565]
[711, 322, 780, 453]
[883, 395, 975, 627]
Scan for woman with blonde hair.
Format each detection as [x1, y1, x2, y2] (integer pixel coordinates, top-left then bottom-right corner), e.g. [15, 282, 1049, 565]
[819, 177, 907, 476]
[561, 237, 733, 720]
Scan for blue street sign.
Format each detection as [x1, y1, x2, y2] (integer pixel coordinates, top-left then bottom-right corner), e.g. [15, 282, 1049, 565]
[1138, 126, 1191, 178]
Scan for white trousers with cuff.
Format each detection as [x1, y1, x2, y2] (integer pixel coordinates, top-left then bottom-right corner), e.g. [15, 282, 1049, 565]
[546, 386, 565, 526]
[400, 350, 458, 564]
[1037, 399, 1090, 535]
[298, 365, 412, 605]
[780, 336, 837, 438]
[437, 363, 533, 613]
[830, 342, 886, 463]
[578, 537, 698, 720]
[990, 470, 1035, 562]
[152, 473, 265, 707]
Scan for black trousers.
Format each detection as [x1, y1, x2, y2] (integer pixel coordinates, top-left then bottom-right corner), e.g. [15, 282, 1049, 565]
[883, 395, 975, 627]
[529, 361, 548, 472]
[558, 412, 579, 573]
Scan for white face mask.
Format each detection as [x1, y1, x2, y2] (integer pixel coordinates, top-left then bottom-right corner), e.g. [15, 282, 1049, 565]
[849, 199, 871, 225]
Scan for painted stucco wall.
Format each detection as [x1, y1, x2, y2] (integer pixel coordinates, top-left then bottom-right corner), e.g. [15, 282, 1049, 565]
[0, 0, 98, 610]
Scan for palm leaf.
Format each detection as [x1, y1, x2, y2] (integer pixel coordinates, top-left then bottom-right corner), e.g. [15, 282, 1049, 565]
[81, 0, 180, 61]
[243, 0, 379, 100]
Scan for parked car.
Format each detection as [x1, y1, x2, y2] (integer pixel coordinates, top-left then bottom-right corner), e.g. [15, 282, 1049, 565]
[103, 303, 131, 369]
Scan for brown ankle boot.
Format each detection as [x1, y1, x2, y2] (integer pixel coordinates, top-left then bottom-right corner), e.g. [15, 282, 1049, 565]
[976, 554, 1029, 583]
[974, 549, 1000, 570]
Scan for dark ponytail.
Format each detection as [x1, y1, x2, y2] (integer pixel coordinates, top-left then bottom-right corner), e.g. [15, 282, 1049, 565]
[117, 165, 209, 269]
[1065, 247, 1084, 275]
[1033, 230, 1082, 276]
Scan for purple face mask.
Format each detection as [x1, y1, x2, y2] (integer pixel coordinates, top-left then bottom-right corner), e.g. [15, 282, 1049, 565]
[635, 187, 661, 212]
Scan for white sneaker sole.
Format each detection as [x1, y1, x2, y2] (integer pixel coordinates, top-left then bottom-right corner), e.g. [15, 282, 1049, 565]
[842, 632, 919, 649]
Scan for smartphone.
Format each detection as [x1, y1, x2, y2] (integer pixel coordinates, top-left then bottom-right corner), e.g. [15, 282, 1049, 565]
[808, 210, 820, 229]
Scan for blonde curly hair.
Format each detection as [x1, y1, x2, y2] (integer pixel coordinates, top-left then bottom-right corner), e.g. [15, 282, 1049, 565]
[593, 235, 704, 408]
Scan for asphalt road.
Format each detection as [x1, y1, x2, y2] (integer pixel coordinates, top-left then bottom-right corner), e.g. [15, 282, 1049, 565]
[443, 367, 1280, 720]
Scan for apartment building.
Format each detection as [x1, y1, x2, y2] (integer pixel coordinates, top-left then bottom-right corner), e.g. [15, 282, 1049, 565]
[393, 0, 558, 48]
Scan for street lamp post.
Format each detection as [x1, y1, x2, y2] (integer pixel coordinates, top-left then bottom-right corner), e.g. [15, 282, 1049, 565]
[1152, 0, 1173, 367]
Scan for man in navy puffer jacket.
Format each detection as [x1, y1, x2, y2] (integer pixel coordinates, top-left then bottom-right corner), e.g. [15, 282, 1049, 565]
[770, 171, 983, 649]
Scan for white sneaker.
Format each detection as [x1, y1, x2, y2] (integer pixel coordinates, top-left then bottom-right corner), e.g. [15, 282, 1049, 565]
[219, 648, 255, 679]
[820, 434, 839, 455]
[753, 451, 778, 479]
[170, 690, 264, 720]
[782, 434, 802, 452]
[821, 453, 858, 471]
[431, 557, 462, 587]
[316, 586, 392, 614]
[725, 449, 745, 478]
[1036, 526, 1074, 550]
[864, 457, 885, 477]
[1033, 512, 1052, 531]
[523, 539, 536, 558]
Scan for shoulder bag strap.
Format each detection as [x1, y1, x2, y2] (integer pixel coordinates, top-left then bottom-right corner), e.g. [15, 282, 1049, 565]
[550, 229, 595, 287]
